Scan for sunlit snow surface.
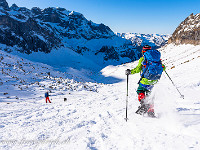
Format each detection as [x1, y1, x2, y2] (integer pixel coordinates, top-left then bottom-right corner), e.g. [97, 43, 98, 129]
[0, 44, 200, 150]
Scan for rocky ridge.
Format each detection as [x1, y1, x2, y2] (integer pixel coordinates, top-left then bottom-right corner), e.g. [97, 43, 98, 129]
[168, 13, 200, 45]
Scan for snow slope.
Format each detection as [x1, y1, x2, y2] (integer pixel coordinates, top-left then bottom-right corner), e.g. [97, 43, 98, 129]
[0, 44, 200, 150]
[0, 50, 99, 103]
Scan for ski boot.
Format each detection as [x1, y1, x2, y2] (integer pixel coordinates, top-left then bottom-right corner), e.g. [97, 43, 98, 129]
[136, 93, 147, 115]
[135, 101, 149, 115]
[147, 105, 156, 118]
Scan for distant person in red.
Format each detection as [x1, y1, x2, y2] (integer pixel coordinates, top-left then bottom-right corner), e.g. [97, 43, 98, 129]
[45, 91, 51, 103]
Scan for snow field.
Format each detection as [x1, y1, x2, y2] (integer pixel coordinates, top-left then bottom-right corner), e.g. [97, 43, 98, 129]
[0, 44, 200, 149]
[0, 50, 99, 103]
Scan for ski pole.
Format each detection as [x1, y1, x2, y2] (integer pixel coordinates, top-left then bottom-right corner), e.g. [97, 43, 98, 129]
[164, 70, 184, 99]
[125, 74, 129, 122]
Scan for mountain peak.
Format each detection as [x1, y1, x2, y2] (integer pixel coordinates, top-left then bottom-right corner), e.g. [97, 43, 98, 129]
[11, 3, 18, 8]
[0, 0, 9, 10]
[168, 12, 200, 45]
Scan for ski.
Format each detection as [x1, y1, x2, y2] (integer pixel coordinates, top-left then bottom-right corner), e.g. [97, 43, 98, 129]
[135, 104, 157, 118]
[135, 104, 148, 115]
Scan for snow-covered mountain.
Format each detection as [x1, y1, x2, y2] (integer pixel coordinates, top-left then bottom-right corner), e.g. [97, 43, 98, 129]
[168, 13, 200, 45]
[0, 0, 115, 52]
[116, 32, 170, 47]
[0, 0, 170, 67]
[0, 0, 142, 64]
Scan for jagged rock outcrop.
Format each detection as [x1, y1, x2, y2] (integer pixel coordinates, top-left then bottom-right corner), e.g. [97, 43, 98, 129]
[0, 13, 61, 54]
[0, 0, 9, 10]
[168, 13, 200, 45]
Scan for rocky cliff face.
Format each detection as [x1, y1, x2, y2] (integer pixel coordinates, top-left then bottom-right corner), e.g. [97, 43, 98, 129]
[0, 9, 61, 54]
[0, 1, 115, 54]
[0, 0, 9, 10]
[168, 13, 200, 45]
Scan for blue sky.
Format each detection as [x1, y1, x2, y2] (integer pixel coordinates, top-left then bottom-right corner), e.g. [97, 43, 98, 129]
[6, 0, 200, 34]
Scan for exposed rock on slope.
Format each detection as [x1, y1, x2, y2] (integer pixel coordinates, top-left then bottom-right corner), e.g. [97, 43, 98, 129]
[168, 13, 200, 45]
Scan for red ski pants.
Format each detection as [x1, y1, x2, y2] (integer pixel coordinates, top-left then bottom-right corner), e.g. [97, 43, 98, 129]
[46, 97, 51, 103]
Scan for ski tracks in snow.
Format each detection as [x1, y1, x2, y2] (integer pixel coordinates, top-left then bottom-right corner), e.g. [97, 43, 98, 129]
[1, 78, 200, 150]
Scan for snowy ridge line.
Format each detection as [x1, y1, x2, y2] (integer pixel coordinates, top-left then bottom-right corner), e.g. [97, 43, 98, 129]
[116, 32, 170, 47]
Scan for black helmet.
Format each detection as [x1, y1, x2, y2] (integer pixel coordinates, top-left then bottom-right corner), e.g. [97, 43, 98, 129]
[142, 45, 151, 54]
[143, 45, 151, 50]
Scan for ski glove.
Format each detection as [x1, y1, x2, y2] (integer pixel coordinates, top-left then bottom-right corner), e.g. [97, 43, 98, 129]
[125, 69, 131, 75]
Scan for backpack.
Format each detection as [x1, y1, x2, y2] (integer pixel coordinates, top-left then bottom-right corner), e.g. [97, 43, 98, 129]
[141, 50, 163, 80]
[45, 92, 49, 98]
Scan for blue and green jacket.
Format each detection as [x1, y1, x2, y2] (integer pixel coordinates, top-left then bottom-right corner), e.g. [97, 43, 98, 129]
[131, 57, 166, 89]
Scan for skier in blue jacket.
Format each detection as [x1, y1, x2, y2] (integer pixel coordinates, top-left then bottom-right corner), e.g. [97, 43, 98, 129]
[45, 91, 51, 103]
